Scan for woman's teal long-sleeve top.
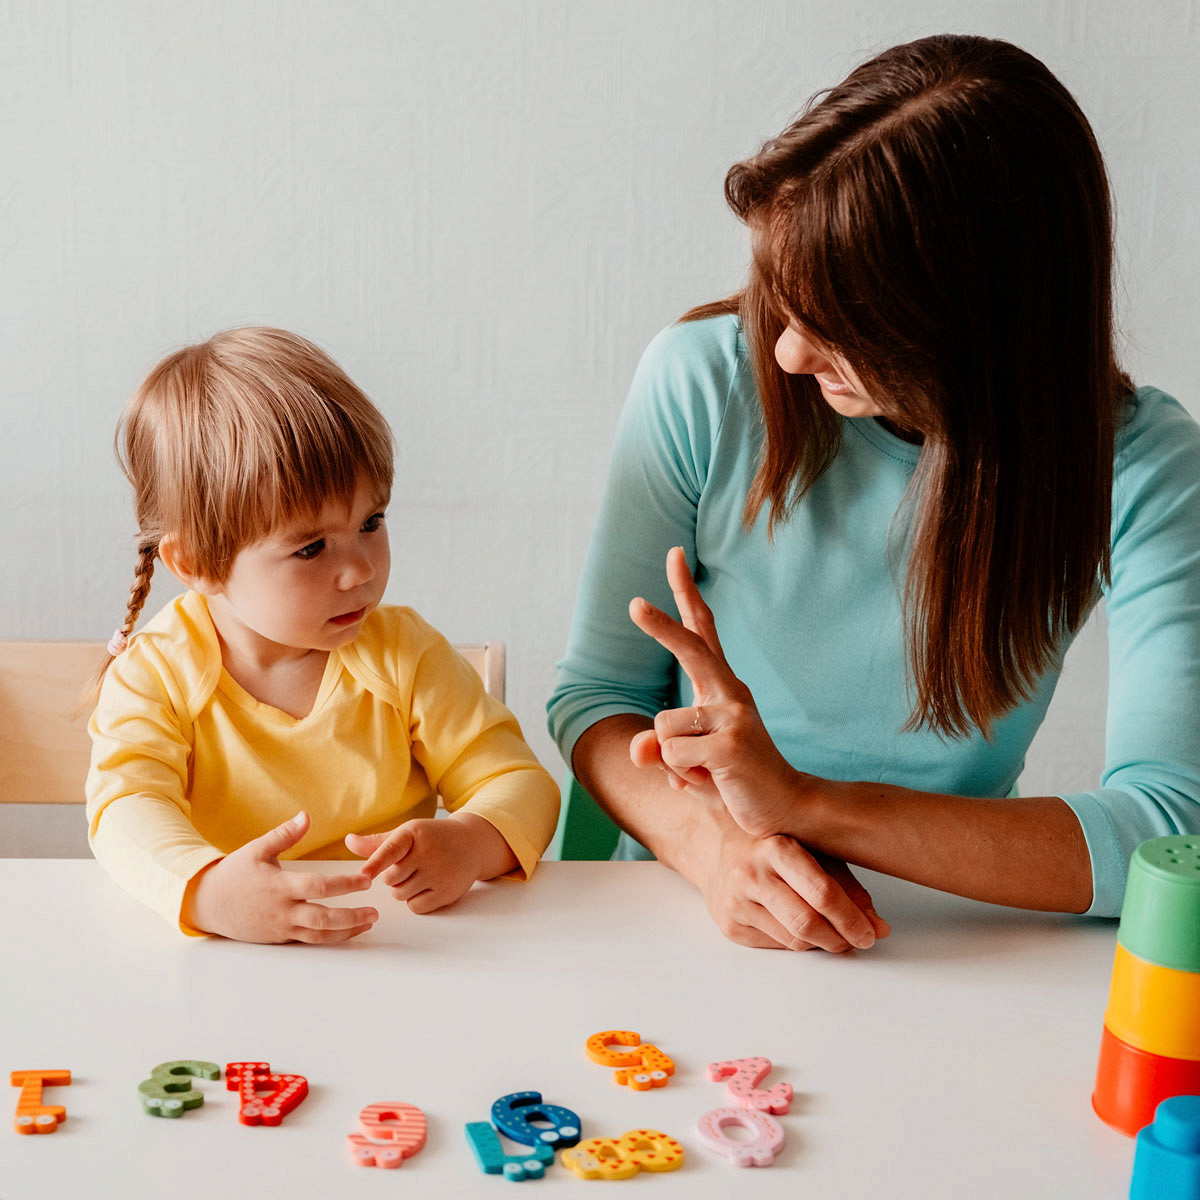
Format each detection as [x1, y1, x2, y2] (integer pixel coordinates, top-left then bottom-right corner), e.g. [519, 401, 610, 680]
[547, 315, 1200, 917]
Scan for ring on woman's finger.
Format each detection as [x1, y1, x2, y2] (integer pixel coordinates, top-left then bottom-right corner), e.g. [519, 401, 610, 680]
[691, 705, 704, 734]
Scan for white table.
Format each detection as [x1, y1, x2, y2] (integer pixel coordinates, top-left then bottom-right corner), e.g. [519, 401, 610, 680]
[1, 860, 1134, 1198]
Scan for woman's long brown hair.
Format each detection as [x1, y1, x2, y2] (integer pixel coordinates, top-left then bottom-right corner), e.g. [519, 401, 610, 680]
[685, 34, 1132, 738]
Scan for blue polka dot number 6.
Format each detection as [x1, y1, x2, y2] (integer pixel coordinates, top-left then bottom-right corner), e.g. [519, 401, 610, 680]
[490, 1091, 582, 1148]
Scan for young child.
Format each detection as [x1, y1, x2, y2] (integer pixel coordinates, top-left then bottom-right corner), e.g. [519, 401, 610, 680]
[86, 327, 560, 942]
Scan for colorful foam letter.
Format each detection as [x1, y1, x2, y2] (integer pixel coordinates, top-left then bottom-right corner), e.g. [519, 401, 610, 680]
[11, 1070, 70, 1135]
[491, 1091, 581, 1148]
[138, 1060, 221, 1118]
[346, 1102, 427, 1168]
[707, 1056, 793, 1114]
[696, 1107, 785, 1167]
[562, 1138, 639, 1181]
[561, 1129, 684, 1179]
[586, 1031, 675, 1091]
[225, 1062, 308, 1126]
[465, 1121, 554, 1180]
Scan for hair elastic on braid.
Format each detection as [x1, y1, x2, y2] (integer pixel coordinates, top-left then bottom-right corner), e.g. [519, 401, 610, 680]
[107, 629, 129, 657]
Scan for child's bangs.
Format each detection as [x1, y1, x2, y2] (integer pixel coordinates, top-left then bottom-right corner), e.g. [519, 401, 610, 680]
[241, 389, 394, 542]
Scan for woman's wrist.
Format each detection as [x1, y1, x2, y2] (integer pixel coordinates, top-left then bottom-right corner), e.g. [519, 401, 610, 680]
[651, 787, 727, 883]
[763, 769, 827, 841]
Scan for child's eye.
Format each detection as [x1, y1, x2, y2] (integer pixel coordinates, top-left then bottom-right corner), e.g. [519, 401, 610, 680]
[362, 512, 387, 533]
[293, 539, 325, 560]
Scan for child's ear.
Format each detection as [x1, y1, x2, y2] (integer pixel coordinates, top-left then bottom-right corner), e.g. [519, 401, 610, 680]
[158, 536, 222, 596]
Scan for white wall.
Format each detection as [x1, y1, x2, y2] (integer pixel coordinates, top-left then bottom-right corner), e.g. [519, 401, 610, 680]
[2, 1, 1198, 849]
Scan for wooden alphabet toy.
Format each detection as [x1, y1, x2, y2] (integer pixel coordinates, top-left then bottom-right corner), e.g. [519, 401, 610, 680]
[464, 1121, 554, 1180]
[695, 1107, 786, 1168]
[586, 1030, 676, 1090]
[346, 1102, 427, 1168]
[225, 1062, 309, 1127]
[8, 1037, 799, 1177]
[707, 1056, 793, 1114]
[561, 1129, 685, 1179]
[11, 1070, 70, 1135]
[491, 1091, 582, 1149]
[138, 1061, 221, 1118]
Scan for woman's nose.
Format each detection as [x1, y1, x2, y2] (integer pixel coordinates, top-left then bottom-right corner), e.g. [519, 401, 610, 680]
[774, 326, 827, 375]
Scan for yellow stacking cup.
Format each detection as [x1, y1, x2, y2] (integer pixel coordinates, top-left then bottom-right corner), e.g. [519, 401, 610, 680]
[1104, 943, 1200, 1062]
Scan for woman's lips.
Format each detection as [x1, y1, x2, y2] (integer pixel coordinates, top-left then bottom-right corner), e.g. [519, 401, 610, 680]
[814, 373, 853, 395]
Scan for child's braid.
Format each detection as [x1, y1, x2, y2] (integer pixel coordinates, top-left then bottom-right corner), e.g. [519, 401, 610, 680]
[81, 541, 159, 714]
[116, 541, 158, 647]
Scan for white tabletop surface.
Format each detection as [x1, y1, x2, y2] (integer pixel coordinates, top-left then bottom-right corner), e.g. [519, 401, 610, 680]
[1, 859, 1134, 1198]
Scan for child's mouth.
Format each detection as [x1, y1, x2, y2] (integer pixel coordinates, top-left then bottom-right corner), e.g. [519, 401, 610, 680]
[330, 607, 366, 627]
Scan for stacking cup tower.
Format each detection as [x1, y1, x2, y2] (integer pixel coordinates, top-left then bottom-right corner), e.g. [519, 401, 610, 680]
[1093, 836, 1200, 1136]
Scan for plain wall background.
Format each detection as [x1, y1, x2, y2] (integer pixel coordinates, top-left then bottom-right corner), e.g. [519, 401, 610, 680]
[2, 0, 1197, 852]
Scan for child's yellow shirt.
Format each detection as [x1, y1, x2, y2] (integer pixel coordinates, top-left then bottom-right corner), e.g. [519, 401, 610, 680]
[86, 591, 560, 933]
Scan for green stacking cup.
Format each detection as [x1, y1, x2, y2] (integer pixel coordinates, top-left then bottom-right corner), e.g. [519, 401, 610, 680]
[1117, 837, 1200, 973]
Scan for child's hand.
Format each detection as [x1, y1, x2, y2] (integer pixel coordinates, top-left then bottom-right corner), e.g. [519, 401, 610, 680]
[184, 812, 379, 943]
[345, 813, 518, 913]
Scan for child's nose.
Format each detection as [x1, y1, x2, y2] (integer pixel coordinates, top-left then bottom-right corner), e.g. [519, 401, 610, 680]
[338, 547, 375, 588]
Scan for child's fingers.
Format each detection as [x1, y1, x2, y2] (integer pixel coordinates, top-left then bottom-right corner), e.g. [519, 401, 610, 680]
[406, 888, 446, 915]
[251, 811, 309, 862]
[380, 859, 418, 890]
[344, 830, 386, 859]
[285, 870, 374, 901]
[290, 920, 378, 945]
[360, 826, 415, 879]
[387, 871, 428, 903]
[290, 901, 379, 940]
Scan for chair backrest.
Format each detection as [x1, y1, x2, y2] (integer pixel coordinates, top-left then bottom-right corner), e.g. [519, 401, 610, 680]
[0, 638, 506, 806]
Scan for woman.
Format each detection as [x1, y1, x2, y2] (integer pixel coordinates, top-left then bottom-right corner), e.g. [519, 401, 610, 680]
[547, 34, 1200, 950]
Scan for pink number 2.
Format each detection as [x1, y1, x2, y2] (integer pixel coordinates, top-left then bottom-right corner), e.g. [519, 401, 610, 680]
[707, 1056, 792, 1114]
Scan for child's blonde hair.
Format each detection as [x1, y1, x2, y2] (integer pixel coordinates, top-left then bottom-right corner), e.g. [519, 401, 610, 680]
[103, 326, 394, 677]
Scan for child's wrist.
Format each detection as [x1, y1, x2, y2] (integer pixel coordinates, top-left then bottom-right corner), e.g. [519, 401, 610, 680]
[444, 811, 518, 881]
[180, 859, 223, 935]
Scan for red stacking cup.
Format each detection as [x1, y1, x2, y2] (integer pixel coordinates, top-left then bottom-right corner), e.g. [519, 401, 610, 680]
[1094, 1026, 1200, 1137]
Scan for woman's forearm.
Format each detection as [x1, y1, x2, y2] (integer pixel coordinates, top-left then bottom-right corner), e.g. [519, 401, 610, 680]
[571, 714, 720, 883]
[784, 776, 1093, 913]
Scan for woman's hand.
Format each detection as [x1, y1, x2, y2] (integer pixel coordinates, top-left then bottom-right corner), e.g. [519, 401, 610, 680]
[573, 713, 888, 951]
[183, 811, 379, 943]
[701, 815, 887, 951]
[629, 546, 812, 839]
[347, 812, 518, 914]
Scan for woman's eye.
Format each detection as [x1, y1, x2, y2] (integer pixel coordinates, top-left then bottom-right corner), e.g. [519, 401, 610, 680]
[362, 512, 387, 533]
[294, 539, 325, 560]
